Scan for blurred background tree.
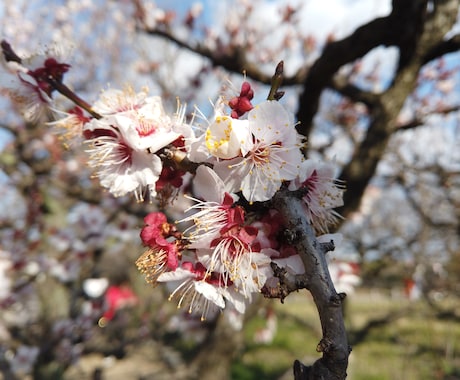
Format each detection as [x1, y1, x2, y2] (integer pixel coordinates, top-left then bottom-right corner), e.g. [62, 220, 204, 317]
[0, 0, 459, 379]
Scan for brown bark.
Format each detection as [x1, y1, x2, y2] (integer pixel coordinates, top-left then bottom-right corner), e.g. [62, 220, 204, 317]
[295, 0, 460, 219]
[273, 189, 349, 380]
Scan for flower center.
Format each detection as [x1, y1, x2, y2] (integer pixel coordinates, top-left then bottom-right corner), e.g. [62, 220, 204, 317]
[251, 146, 270, 165]
[136, 117, 157, 137]
[115, 141, 133, 165]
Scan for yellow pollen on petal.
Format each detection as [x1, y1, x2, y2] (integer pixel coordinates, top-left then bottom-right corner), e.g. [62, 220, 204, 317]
[205, 117, 233, 155]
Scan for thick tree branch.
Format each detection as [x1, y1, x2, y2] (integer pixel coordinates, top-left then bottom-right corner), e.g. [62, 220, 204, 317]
[329, 76, 380, 109]
[423, 33, 460, 64]
[273, 189, 349, 380]
[295, 1, 426, 138]
[336, 0, 460, 219]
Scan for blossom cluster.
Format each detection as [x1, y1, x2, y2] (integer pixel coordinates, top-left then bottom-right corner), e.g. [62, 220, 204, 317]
[1, 41, 345, 321]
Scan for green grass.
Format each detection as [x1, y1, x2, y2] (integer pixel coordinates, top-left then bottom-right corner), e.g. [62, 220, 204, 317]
[232, 290, 460, 380]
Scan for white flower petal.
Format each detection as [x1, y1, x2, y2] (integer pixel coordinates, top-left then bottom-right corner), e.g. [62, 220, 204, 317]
[205, 116, 250, 159]
[157, 267, 195, 282]
[273, 255, 305, 275]
[194, 281, 225, 309]
[193, 166, 227, 204]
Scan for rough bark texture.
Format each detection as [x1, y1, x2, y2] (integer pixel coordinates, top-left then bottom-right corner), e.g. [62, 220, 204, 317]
[273, 189, 350, 380]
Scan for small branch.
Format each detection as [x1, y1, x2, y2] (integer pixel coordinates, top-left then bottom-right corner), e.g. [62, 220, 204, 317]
[2, 40, 100, 120]
[133, 2, 305, 86]
[0, 122, 19, 138]
[320, 240, 337, 254]
[262, 238, 337, 302]
[396, 103, 460, 130]
[423, 33, 460, 64]
[348, 307, 413, 346]
[272, 188, 349, 380]
[330, 76, 380, 109]
[267, 61, 285, 101]
[160, 147, 211, 174]
[139, 26, 274, 83]
[262, 262, 310, 303]
[46, 78, 101, 119]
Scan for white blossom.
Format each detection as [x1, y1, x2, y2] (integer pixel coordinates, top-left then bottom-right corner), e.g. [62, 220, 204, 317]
[215, 100, 304, 203]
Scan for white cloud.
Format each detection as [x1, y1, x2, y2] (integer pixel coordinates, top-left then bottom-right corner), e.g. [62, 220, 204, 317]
[297, 0, 391, 40]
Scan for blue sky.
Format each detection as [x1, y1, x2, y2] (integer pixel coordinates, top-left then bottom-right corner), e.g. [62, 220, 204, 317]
[0, 0, 457, 151]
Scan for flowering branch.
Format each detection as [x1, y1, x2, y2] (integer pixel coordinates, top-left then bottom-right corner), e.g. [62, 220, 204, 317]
[1, 39, 100, 121]
[2, 39, 349, 379]
[45, 77, 101, 119]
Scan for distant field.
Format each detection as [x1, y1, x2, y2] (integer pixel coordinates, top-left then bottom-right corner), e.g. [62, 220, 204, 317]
[63, 289, 460, 379]
[235, 289, 460, 380]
